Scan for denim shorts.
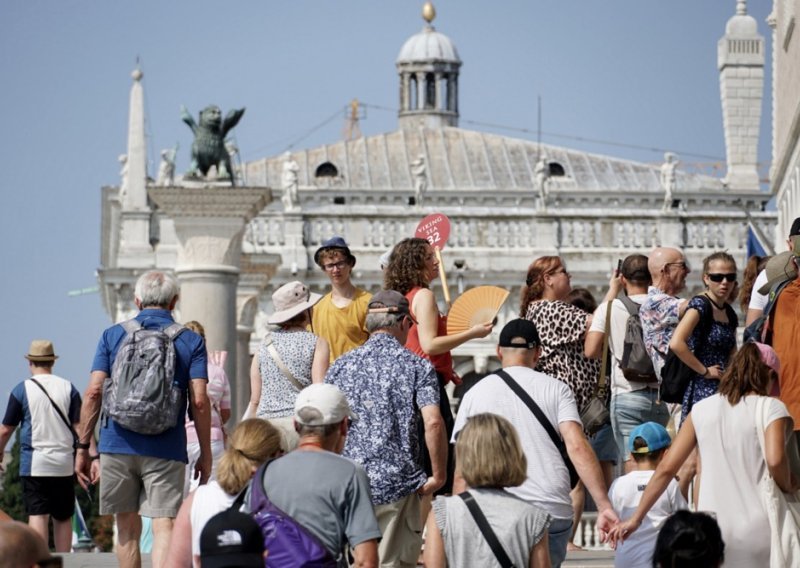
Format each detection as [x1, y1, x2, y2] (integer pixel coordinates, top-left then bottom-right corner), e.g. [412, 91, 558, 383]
[611, 389, 670, 461]
[589, 422, 618, 464]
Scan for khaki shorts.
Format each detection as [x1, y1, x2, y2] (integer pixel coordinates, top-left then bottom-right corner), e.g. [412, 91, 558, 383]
[374, 493, 422, 568]
[100, 453, 184, 518]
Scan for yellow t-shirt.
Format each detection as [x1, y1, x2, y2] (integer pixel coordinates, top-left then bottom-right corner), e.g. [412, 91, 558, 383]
[312, 288, 372, 363]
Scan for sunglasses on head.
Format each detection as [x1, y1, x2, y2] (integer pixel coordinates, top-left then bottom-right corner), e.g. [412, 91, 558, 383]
[707, 273, 736, 283]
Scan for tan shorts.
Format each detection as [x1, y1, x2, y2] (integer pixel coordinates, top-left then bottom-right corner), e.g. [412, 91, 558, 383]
[99, 453, 184, 518]
[374, 493, 422, 568]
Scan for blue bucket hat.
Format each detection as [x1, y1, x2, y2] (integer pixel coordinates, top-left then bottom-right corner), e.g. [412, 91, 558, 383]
[314, 236, 356, 268]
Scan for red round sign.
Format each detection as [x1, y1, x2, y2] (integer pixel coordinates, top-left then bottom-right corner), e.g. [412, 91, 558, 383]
[415, 213, 451, 250]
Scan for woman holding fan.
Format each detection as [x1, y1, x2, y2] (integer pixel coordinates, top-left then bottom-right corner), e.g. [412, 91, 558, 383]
[385, 237, 493, 494]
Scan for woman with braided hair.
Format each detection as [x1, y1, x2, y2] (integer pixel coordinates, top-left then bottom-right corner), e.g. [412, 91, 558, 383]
[166, 419, 284, 567]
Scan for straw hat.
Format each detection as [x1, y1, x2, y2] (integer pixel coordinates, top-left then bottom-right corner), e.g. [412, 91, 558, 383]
[25, 340, 58, 362]
[268, 281, 322, 325]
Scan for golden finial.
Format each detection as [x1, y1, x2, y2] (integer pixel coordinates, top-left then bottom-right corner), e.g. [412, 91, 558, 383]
[422, 2, 436, 24]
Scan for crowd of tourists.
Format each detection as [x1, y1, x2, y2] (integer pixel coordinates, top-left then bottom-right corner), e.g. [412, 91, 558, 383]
[2, 216, 800, 568]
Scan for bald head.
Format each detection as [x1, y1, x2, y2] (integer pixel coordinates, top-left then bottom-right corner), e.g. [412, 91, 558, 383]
[0, 521, 51, 567]
[648, 247, 690, 295]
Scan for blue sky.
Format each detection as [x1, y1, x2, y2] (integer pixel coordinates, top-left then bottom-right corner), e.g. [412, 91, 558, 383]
[0, 1, 774, 401]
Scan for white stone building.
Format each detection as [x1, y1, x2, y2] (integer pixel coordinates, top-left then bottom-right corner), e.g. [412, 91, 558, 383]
[768, 0, 800, 239]
[98, 3, 776, 418]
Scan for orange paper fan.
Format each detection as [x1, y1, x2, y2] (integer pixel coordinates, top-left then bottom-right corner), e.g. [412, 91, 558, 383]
[446, 286, 510, 335]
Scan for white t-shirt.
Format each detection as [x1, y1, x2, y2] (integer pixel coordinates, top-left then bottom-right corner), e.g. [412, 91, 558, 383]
[692, 394, 792, 568]
[190, 481, 237, 556]
[609, 470, 687, 568]
[452, 366, 582, 520]
[748, 269, 769, 310]
[589, 294, 650, 396]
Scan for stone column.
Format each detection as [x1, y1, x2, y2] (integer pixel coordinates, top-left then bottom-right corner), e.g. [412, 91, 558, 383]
[232, 255, 279, 422]
[148, 186, 271, 406]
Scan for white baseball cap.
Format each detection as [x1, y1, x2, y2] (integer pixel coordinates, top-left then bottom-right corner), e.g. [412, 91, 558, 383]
[294, 384, 358, 426]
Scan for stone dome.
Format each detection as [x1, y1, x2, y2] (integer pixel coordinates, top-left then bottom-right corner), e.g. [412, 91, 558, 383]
[396, 25, 461, 64]
[726, 13, 758, 36]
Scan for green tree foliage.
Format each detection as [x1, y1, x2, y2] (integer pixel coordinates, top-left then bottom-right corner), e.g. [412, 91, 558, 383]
[0, 431, 24, 521]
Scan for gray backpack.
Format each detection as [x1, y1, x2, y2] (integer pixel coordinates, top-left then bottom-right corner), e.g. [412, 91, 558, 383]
[103, 319, 186, 435]
[617, 296, 658, 383]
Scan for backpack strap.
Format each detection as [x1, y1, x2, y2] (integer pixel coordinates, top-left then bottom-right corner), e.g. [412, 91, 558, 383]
[120, 319, 142, 334]
[459, 491, 515, 568]
[617, 294, 640, 316]
[163, 322, 186, 340]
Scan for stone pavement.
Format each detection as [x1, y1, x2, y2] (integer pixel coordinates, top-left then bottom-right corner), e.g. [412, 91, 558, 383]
[62, 550, 616, 567]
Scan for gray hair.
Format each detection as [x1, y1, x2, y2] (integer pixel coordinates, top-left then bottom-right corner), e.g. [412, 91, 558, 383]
[134, 270, 180, 308]
[365, 311, 404, 333]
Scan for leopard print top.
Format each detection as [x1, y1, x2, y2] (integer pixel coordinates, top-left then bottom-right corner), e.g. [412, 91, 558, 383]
[524, 300, 600, 414]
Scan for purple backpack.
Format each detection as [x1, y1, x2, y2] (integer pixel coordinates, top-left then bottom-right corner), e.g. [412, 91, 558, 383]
[237, 460, 338, 568]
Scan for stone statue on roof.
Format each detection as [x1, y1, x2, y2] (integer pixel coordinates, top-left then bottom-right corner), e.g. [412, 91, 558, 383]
[661, 152, 679, 211]
[180, 104, 245, 184]
[534, 155, 550, 211]
[410, 154, 427, 207]
[156, 144, 178, 187]
[281, 152, 300, 211]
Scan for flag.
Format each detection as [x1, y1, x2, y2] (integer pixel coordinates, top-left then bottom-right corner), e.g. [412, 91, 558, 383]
[746, 221, 770, 259]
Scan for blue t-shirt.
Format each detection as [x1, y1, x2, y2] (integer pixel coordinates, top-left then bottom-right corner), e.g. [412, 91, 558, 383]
[91, 309, 207, 462]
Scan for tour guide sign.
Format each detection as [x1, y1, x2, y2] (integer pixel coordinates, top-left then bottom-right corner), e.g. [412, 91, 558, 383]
[415, 213, 452, 308]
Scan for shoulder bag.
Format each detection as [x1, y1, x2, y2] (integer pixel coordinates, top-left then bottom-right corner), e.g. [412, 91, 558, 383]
[495, 369, 579, 488]
[264, 332, 306, 392]
[754, 397, 800, 568]
[28, 377, 79, 452]
[660, 295, 712, 404]
[459, 491, 515, 568]
[579, 301, 612, 435]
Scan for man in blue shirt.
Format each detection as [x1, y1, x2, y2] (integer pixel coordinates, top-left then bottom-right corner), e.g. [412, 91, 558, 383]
[75, 270, 211, 568]
[325, 290, 446, 567]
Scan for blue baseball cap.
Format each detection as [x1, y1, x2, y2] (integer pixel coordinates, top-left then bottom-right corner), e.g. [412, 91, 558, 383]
[629, 422, 671, 454]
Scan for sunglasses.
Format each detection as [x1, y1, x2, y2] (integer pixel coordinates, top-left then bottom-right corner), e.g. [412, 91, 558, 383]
[707, 273, 736, 283]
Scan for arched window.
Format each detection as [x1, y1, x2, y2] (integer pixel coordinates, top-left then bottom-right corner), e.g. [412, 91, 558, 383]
[315, 162, 338, 178]
[409, 75, 418, 110]
[548, 162, 566, 177]
[425, 73, 435, 109]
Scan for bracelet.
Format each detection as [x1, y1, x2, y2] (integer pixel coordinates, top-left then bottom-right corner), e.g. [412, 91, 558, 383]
[75, 442, 91, 450]
[702, 367, 709, 378]
[89, 454, 100, 461]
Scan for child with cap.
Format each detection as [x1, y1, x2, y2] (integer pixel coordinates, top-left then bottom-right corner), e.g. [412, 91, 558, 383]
[608, 422, 687, 568]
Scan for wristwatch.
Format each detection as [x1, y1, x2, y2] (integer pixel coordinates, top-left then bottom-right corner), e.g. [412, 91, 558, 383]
[75, 442, 91, 450]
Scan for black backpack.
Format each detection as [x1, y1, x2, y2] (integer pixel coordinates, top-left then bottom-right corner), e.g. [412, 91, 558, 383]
[617, 295, 658, 383]
[743, 278, 793, 345]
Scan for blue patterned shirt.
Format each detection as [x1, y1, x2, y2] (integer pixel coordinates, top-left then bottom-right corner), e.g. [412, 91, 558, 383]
[324, 332, 439, 505]
[640, 286, 682, 378]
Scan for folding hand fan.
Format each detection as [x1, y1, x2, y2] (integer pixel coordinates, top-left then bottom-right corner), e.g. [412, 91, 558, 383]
[446, 286, 510, 335]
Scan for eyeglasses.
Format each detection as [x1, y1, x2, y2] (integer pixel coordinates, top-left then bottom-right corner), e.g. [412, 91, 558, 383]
[549, 267, 571, 278]
[665, 261, 689, 272]
[322, 260, 349, 272]
[707, 273, 737, 283]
